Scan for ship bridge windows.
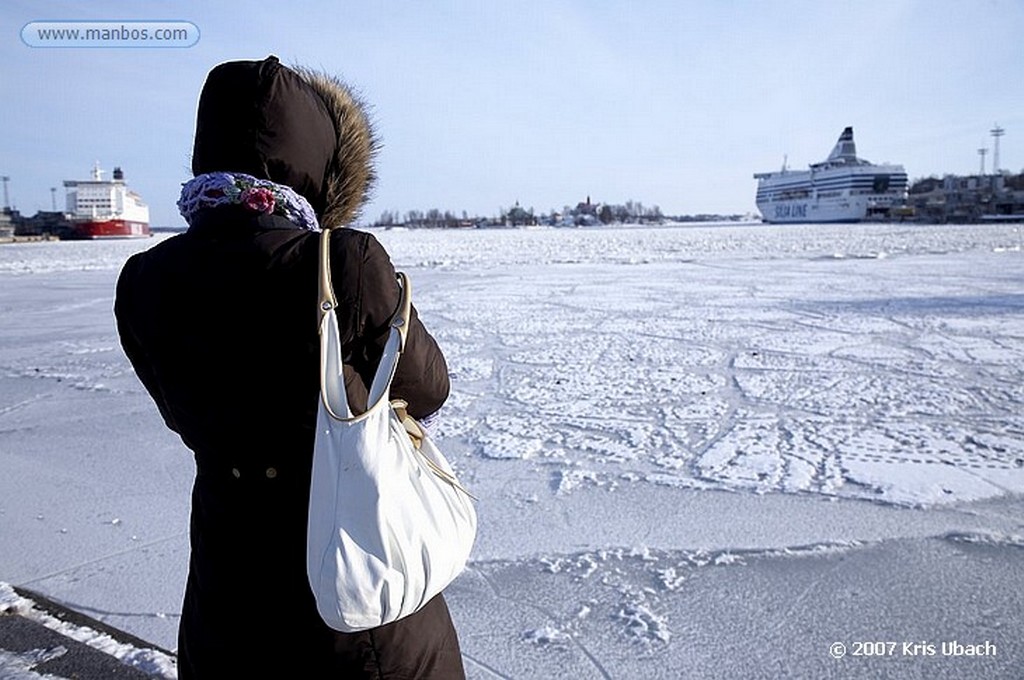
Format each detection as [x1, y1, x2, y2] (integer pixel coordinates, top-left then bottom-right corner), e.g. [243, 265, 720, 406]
[872, 175, 891, 192]
[778, 188, 811, 200]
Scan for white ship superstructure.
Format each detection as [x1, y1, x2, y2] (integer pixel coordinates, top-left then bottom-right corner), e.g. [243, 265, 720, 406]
[64, 163, 150, 238]
[754, 127, 907, 223]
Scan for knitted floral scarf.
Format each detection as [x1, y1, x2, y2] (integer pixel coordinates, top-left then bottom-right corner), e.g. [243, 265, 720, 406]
[177, 172, 320, 231]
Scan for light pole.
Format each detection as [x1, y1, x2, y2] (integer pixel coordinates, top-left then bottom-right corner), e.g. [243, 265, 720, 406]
[990, 124, 1005, 175]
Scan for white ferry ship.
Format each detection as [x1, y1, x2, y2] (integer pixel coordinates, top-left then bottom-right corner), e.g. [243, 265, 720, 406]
[64, 163, 150, 238]
[754, 127, 907, 223]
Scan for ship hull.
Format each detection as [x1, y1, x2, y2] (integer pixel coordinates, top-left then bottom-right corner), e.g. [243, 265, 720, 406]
[70, 219, 151, 239]
[759, 196, 863, 224]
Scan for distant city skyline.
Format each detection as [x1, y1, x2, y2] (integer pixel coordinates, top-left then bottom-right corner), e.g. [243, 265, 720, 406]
[2, 0, 1023, 227]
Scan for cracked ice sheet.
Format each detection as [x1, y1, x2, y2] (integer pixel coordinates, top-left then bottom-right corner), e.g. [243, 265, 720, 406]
[386, 223, 1024, 510]
[0, 266, 192, 653]
[446, 533, 1024, 680]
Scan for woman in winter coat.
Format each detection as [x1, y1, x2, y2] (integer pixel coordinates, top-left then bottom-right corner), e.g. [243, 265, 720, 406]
[115, 56, 465, 678]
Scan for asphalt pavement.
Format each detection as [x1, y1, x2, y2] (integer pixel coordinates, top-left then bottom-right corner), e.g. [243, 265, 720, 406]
[0, 585, 175, 679]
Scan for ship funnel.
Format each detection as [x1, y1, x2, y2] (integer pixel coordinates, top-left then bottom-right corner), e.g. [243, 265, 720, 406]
[113, 167, 124, 181]
[827, 127, 858, 162]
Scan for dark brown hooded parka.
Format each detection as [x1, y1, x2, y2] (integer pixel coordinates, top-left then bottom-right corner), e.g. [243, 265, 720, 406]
[114, 56, 464, 678]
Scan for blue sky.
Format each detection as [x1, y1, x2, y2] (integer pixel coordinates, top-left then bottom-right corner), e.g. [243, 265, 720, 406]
[2, 0, 1023, 227]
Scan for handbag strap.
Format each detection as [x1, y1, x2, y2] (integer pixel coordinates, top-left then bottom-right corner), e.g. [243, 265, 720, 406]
[318, 227, 338, 322]
[319, 228, 413, 421]
[319, 228, 412, 351]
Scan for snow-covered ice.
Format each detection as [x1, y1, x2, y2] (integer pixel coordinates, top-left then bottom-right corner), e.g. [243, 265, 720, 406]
[1, 222, 1022, 678]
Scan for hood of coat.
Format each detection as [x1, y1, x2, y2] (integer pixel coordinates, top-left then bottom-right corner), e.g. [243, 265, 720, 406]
[190, 55, 378, 228]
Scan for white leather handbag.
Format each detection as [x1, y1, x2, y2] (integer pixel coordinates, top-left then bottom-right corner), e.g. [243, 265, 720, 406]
[307, 228, 477, 633]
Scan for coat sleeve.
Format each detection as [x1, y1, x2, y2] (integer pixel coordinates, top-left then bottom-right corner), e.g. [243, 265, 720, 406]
[114, 255, 181, 433]
[351, 232, 450, 420]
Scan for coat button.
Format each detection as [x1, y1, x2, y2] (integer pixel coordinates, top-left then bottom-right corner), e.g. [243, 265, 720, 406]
[231, 468, 241, 479]
[265, 467, 277, 479]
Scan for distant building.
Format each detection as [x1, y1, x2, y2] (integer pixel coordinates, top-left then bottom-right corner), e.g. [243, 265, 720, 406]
[0, 209, 14, 240]
[570, 196, 601, 226]
[504, 201, 537, 227]
[575, 196, 597, 216]
[907, 172, 1024, 222]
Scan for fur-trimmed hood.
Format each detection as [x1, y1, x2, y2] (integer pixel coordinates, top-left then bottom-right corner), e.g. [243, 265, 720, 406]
[190, 55, 378, 227]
